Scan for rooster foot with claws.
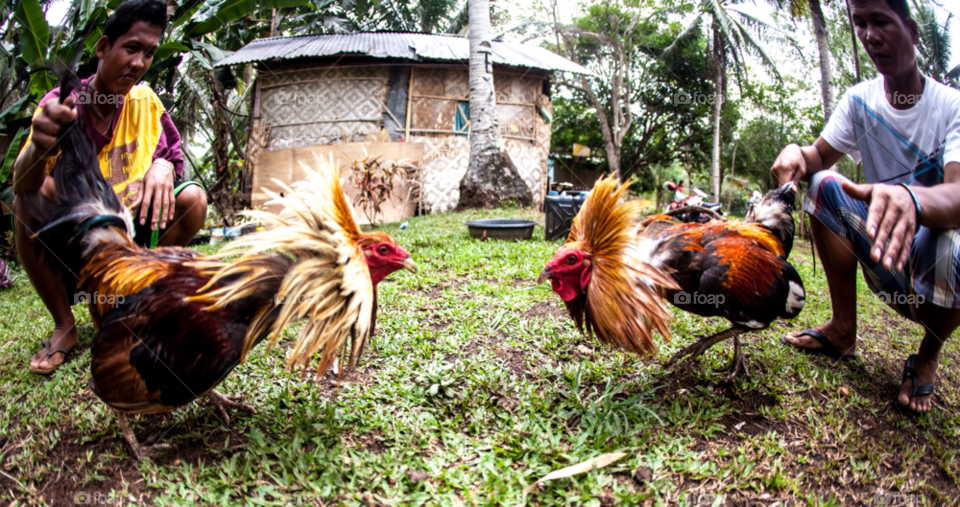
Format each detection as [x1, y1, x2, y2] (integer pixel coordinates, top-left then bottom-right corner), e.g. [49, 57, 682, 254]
[117, 412, 172, 461]
[206, 390, 258, 426]
[665, 328, 748, 380]
[723, 335, 749, 382]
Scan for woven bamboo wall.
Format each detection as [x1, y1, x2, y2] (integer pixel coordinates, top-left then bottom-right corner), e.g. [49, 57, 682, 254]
[408, 67, 551, 211]
[259, 66, 390, 150]
[253, 63, 553, 213]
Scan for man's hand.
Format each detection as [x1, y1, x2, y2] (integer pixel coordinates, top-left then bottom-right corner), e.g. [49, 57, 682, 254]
[770, 144, 807, 186]
[30, 96, 78, 154]
[841, 181, 917, 272]
[130, 160, 175, 231]
[13, 96, 79, 195]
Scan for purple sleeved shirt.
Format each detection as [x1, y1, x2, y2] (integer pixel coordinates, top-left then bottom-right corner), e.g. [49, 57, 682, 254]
[35, 76, 184, 178]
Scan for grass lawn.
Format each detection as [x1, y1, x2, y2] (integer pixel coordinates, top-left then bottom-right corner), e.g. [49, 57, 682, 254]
[1, 207, 959, 506]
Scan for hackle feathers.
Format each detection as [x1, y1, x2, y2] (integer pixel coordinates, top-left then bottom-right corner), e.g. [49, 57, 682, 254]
[191, 156, 375, 378]
[565, 176, 676, 355]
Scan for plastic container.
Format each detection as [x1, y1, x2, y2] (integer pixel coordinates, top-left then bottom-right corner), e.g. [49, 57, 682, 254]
[544, 191, 588, 240]
[465, 219, 537, 240]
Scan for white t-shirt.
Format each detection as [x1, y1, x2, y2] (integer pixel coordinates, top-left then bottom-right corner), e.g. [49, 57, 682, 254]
[821, 75, 960, 187]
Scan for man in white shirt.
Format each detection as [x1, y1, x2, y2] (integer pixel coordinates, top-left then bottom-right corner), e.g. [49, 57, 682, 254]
[770, 0, 960, 415]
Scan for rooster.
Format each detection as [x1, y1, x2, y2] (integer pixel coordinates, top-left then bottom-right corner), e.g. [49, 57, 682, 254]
[29, 71, 416, 459]
[539, 177, 805, 379]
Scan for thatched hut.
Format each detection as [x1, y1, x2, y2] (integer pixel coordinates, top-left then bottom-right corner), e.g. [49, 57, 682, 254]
[216, 32, 588, 220]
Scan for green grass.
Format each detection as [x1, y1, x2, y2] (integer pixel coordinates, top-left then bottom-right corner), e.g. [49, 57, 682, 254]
[1, 207, 959, 505]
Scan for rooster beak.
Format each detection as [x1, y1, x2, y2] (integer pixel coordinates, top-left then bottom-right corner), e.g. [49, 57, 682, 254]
[537, 270, 551, 285]
[402, 257, 418, 274]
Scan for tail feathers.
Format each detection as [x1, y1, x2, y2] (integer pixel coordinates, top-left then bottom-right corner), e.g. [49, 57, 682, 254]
[34, 68, 133, 278]
[782, 261, 806, 319]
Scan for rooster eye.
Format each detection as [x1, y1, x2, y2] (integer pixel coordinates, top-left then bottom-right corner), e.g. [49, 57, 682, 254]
[566, 254, 578, 265]
[378, 246, 389, 255]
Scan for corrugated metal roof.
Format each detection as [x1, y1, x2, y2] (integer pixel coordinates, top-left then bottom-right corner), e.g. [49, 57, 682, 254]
[215, 32, 590, 75]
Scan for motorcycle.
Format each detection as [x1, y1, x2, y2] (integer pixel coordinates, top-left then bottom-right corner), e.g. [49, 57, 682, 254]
[663, 181, 723, 223]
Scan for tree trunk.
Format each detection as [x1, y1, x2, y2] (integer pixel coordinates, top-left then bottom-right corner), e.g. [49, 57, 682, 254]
[603, 139, 620, 180]
[728, 140, 737, 211]
[710, 31, 724, 203]
[457, 0, 533, 210]
[844, 0, 862, 83]
[205, 70, 235, 226]
[809, 0, 835, 121]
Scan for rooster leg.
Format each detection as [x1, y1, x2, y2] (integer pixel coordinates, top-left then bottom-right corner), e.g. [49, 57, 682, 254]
[116, 412, 171, 461]
[205, 390, 258, 426]
[724, 334, 749, 381]
[665, 327, 741, 368]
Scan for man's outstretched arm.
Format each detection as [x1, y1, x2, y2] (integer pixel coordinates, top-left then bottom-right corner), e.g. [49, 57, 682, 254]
[770, 138, 846, 186]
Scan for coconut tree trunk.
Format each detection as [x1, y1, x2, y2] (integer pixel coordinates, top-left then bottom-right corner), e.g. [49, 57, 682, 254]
[457, 0, 533, 210]
[709, 26, 724, 202]
[809, 0, 835, 120]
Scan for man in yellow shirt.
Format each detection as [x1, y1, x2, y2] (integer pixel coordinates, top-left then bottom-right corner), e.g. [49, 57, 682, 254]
[12, 0, 207, 374]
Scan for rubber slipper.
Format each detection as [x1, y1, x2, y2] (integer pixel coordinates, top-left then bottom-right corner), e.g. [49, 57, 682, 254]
[28, 339, 73, 375]
[779, 329, 859, 361]
[895, 354, 935, 416]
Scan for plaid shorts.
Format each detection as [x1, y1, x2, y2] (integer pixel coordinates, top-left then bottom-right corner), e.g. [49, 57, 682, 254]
[804, 170, 960, 316]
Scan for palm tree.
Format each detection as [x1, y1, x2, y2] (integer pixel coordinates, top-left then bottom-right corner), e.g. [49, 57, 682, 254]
[912, 0, 960, 88]
[457, 0, 533, 209]
[664, 0, 789, 201]
[768, 0, 835, 120]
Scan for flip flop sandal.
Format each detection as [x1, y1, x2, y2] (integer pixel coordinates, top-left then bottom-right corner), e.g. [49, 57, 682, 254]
[28, 340, 73, 375]
[779, 328, 859, 361]
[895, 354, 935, 416]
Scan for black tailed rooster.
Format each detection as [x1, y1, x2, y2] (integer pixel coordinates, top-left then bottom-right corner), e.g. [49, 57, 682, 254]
[29, 72, 416, 459]
[539, 176, 805, 380]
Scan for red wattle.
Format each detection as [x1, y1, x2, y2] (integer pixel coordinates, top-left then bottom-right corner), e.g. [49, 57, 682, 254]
[552, 276, 580, 302]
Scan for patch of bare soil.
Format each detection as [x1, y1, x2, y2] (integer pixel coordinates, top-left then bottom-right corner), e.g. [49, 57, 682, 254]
[655, 337, 960, 503]
[492, 346, 528, 377]
[526, 302, 566, 320]
[37, 405, 241, 506]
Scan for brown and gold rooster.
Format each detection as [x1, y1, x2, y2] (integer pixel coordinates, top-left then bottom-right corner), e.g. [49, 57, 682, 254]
[31, 73, 415, 459]
[539, 176, 805, 379]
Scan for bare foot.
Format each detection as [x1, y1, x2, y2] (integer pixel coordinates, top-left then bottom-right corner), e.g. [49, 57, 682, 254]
[898, 355, 937, 414]
[782, 320, 857, 356]
[29, 324, 79, 374]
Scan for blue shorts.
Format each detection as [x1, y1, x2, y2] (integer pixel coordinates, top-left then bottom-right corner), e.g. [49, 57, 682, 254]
[804, 171, 960, 317]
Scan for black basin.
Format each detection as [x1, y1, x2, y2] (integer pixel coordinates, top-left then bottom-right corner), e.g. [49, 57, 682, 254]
[466, 219, 537, 240]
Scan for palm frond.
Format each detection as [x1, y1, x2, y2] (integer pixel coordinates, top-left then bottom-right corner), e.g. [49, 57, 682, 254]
[659, 12, 704, 59]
